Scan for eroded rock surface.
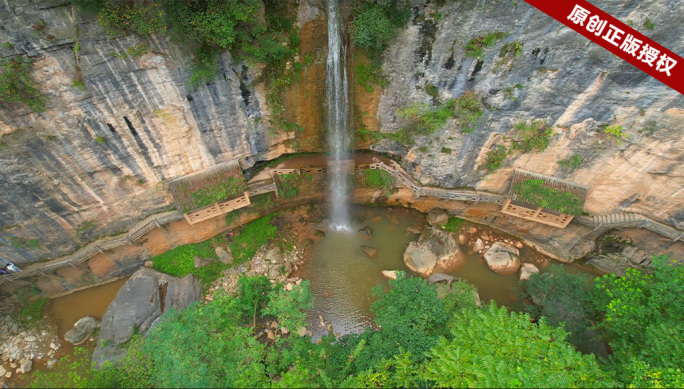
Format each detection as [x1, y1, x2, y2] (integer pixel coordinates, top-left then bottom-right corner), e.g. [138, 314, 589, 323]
[64, 316, 100, 345]
[484, 242, 521, 275]
[92, 267, 202, 368]
[404, 227, 464, 277]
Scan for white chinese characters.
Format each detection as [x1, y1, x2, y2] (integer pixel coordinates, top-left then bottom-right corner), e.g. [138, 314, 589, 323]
[567, 3, 677, 76]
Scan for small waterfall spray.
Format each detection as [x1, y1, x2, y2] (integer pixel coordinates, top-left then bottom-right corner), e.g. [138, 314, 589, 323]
[326, 0, 352, 231]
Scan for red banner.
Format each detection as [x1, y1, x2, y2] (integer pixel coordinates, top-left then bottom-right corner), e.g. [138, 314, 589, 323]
[523, 0, 683, 95]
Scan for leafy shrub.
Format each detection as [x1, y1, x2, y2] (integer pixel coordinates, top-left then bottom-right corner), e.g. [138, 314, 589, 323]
[511, 119, 553, 153]
[453, 91, 484, 133]
[0, 56, 45, 112]
[485, 144, 507, 172]
[516, 265, 600, 352]
[351, 1, 408, 59]
[440, 147, 451, 153]
[512, 178, 583, 215]
[498, 41, 523, 58]
[603, 124, 629, 145]
[464, 31, 509, 58]
[557, 153, 583, 169]
[98, 1, 166, 36]
[189, 45, 219, 89]
[592, 255, 684, 385]
[423, 304, 616, 388]
[643, 18, 655, 30]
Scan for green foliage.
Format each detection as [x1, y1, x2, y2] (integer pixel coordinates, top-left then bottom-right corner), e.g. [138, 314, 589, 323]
[357, 127, 383, 143]
[440, 147, 451, 153]
[512, 178, 584, 216]
[94, 136, 106, 144]
[144, 299, 268, 388]
[94, 335, 153, 388]
[423, 304, 616, 388]
[77, 220, 97, 233]
[356, 63, 388, 93]
[498, 41, 523, 58]
[72, 79, 85, 91]
[3, 41, 13, 49]
[19, 297, 48, 328]
[228, 214, 278, 264]
[276, 173, 301, 199]
[0, 56, 46, 112]
[263, 280, 313, 332]
[517, 265, 600, 352]
[442, 216, 465, 233]
[464, 31, 509, 58]
[643, 18, 655, 30]
[97, 1, 166, 36]
[363, 168, 395, 195]
[126, 42, 148, 59]
[236, 275, 272, 327]
[351, 1, 409, 64]
[592, 255, 684, 386]
[440, 279, 481, 316]
[640, 120, 657, 136]
[557, 153, 583, 170]
[189, 45, 219, 89]
[511, 119, 553, 153]
[485, 144, 507, 172]
[29, 347, 96, 388]
[603, 124, 629, 145]
[453, 91, 484, 133]
[150, 237, 228, 287]
[352, 273, 447, 371]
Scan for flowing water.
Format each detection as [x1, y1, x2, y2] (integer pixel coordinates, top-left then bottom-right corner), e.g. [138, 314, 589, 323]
[326, 0, 352, 231]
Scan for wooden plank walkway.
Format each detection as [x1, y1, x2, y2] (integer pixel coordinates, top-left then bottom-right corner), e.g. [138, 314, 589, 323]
[3, 161, 681, 286]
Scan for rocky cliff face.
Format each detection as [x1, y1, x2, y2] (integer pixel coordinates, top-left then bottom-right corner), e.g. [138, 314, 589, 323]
[0, 0, 681, 267]
[368, 0, 684, 227]
[0, 0, 326, 264]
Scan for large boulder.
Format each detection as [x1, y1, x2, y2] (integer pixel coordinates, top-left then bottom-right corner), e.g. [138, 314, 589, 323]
[64, 316, 100, 345]
[427, 208, 449, 227]
[361, 245, 378, 258]
[92, 267, 202, 368]
[215, 246, 234, 265]
[519, 263, 540, 281]
[403, 227, 464, 277]
[483, 242, 521, 275]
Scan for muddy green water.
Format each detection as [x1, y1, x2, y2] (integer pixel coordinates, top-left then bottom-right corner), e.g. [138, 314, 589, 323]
[299, 206, 598, 340]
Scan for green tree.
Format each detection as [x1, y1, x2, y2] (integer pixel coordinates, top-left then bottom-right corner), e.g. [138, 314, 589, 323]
[349, 273, 447, 373]
[235, 275, 272, 327]
[422, 304, 616, 388]
[143, 299, 268, 388]
[592, 255, 684, 386]
[517, 265, 601, 353]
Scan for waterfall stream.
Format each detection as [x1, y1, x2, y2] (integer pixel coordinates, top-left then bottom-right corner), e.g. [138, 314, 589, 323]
[326, 0, 352, 231]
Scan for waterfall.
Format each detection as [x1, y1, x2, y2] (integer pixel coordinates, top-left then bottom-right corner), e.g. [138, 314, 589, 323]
[326, 0, 352, 231]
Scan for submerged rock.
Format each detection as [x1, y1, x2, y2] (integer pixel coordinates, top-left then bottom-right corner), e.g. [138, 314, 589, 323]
[519, 263, 540, 281]
[358, 226, 373, 239]
[403, 227, 464, 277]
[484, 242, 521, 275]
[92, 267, 202, 368]
[361, 245, 378, 258]
[64, 316, 100, 345]
[427, 208, 449, 227]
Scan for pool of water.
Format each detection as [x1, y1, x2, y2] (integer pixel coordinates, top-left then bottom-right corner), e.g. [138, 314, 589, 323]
[297, 206, 599, 340]
[49, 277, 129, 339]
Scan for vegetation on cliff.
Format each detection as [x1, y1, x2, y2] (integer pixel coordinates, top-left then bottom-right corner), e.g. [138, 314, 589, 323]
[0, 56, 45, 112]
